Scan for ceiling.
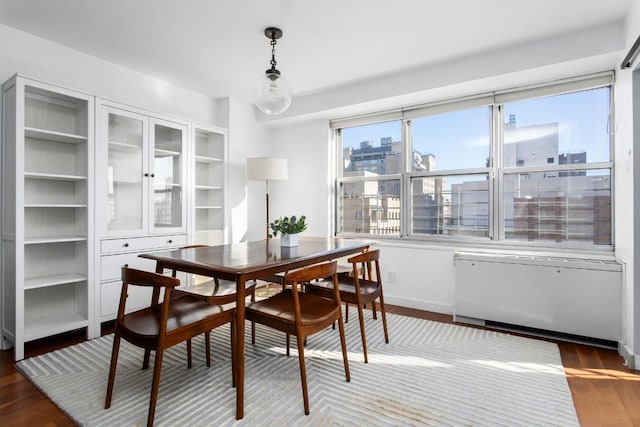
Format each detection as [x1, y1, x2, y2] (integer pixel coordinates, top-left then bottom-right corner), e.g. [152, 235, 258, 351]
[0, 0, 633, 103]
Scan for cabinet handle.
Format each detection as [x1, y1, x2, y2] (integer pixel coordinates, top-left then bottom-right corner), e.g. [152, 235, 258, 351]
[124, 263, 129, 267]
[144, 173, 149, 177]
[168, 239, 173, 244]
[150, 173, 155, 178]
[124, 243, 129, 247]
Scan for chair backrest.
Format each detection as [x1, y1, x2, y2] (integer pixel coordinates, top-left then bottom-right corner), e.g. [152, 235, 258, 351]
[284, 261, 338, 285]
[283, 261, 341, 325]
[119, 267, 181, 334]
[347, 249, 381, 283]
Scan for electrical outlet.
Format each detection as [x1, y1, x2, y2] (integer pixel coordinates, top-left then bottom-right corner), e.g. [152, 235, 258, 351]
[387, 272, 396, 283]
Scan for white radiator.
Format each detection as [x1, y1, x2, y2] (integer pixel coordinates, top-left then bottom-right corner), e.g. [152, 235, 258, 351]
[453, 251, 622, 342]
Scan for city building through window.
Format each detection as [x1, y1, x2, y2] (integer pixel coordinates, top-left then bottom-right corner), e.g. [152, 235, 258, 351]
[333, 72, 613, 248]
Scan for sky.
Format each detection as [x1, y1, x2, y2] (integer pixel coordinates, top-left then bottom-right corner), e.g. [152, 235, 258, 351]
[342, 87, 611, 171]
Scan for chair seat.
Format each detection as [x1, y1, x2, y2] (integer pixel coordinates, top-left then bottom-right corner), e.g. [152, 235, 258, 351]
[121, 294, 229, 338]
[176, 278, 256, 298]
[308, 276, 379, 299]
[246, 289, 338, 326]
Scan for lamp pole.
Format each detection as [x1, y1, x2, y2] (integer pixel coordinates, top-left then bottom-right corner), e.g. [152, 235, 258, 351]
[265, 180, 270, 241]
[246, 157, 288, 241]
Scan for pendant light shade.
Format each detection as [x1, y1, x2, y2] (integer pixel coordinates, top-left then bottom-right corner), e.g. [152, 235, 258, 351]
[255, 27, 292, 115]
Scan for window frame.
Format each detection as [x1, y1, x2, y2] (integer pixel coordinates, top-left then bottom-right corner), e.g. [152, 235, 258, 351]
[332, 72, 615, 251]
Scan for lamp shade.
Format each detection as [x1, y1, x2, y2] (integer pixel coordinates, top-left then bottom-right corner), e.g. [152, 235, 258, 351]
[247, 157, 288, 181]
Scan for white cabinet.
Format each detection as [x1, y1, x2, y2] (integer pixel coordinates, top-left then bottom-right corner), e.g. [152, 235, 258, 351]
[97, 235, 186, 322]
[191, 123, 227, 245]
[97, 101, 187, 237]
[1, 75, 94, 360]
[95, 100, 189, 324]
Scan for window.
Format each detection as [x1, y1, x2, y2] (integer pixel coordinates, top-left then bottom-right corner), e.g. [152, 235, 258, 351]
[338, 121, 402, 236]
[333, 73, 613, 248]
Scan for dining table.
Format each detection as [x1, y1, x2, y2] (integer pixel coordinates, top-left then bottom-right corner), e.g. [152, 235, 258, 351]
[139, 236, 372, 419]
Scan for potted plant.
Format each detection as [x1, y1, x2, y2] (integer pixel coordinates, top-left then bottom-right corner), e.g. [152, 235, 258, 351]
[269, 215, 307, 247]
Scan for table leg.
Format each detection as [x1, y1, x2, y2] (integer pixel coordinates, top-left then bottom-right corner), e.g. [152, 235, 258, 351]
[236, 274, 246, 419]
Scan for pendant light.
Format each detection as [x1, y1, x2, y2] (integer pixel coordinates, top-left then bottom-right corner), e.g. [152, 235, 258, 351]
[255, 27, 292, 115]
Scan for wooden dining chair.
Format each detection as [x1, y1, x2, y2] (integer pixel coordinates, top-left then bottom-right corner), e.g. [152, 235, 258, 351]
[170, 244, 257, 366]
[245, 261, 350, 415]
[105, 267, 236, 427]
[306, 249, 389, 363]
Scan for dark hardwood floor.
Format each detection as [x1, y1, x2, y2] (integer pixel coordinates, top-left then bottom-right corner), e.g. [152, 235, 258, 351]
[1, 304, 639, 426]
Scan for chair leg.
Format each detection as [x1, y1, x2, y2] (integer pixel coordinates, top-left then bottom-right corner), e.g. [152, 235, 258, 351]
[379, 295, 390, 344]
[147, 348, 164, 427]
[356, 302, 369, 363]
[337, 311, 351, 383]
[231, 318, 237, 388]
[205, 332, 211, 367]
[142, 349, 151, 370]
[345, 302, 349, 323]
[371, 300, 378, 319]
[286, 333, 290, 356]
[105, 334, 121, 409]
[187, 339, 193, 369]
[296, 334, 310, 415]
[251, 289, 256, 345]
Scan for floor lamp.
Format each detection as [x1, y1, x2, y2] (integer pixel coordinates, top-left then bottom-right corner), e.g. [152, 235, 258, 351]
[247, 157, 288, 240]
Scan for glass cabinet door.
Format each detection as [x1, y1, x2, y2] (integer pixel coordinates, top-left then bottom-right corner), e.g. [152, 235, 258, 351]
[106, 109, 146, 235]
[150, 118, 186, 233]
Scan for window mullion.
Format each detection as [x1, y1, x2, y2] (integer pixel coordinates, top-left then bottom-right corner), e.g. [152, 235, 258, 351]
[401, 119, 411, 237]
[493, 104, 504, 241]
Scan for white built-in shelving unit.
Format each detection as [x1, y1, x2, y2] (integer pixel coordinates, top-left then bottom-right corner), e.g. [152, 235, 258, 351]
[1, 79, 228, 361]
[1, 75, 94, 360]
[192, 124, 227, 245]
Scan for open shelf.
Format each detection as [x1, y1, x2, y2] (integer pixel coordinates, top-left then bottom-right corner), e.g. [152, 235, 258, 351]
[25, 203, 86, 208]
[25, 172, 87, 181]
[25, 273, 87, 290]
[25, 236, 87, 244]
[25, 127, 87, 144]
[25, 311, 88, 342]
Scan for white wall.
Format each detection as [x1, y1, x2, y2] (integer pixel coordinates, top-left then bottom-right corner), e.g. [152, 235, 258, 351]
[614, 0, 640, 367]
[218, 97, 273, 243]
[0, 23, 218, 124]
[270, 119, 332, 237]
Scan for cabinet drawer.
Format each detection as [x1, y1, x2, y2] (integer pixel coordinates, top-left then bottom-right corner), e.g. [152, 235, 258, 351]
[101, 234, 187, 254]
[100, 253, 158, 281]
[100, 280, 157, 319]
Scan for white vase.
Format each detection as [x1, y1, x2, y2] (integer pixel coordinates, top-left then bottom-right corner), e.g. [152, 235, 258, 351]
[281, 233, 298, 247]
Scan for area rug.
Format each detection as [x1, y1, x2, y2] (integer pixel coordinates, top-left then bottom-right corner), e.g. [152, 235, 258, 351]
[17, 312, 579, 426]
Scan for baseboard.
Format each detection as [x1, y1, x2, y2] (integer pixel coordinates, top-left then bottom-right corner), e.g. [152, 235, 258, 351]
[453, 315, 486, 327]
[384, 295, 452, 315]
[452, 315, 618, 350]
[618, 341, 638, 370]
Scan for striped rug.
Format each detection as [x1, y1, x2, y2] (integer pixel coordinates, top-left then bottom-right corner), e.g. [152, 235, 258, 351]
[17, 312, 579, 426]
